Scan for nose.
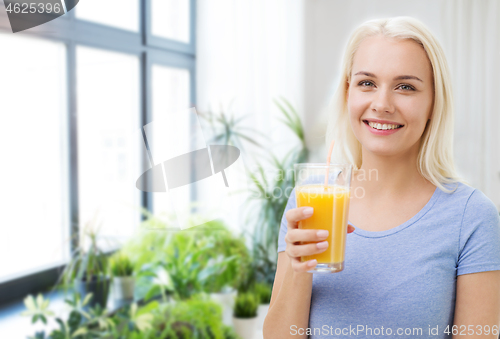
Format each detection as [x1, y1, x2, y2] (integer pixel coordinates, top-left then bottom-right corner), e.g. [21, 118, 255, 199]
[370, 87, 394, 114]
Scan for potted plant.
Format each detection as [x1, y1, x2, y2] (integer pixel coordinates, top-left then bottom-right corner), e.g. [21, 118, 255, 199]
[222, 325, 242, 339]
[109, 251, 135, 301]
[60, 217, 110, 309]
[131, 221, 241, 303]
[232, 292, 259, 339]
[209, 286, 237, 328]
[201, 220, 251, 327]
[151, 295, 227, 339]
[22, 292, 162, 339]
[254, 282, 272, 330]
[22, 292, 115, 339]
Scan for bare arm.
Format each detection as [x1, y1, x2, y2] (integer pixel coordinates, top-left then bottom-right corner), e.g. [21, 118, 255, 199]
[263, 252, 313, 339]
[263, 207, 355, 338]
[452, 270, 500, 338]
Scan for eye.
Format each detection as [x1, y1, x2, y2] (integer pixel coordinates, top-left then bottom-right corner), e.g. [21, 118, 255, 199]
[357, 80, 374, 87]
[397, 84, 416, 91]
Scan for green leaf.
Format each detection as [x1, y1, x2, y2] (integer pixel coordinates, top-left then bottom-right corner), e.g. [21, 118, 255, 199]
[144, 285, 161, 301]
[67, 311, 82, 333]
[55, 318, 66, 333]
[136, 300, 159, 316]
[71, 327, 87, 338]
[233, 133, 263, 148]
[36, 294, 44, 308]
[281, 96, 301, 121]
[82, 292, 93, 307]
[24, 295, 36, 311]
[273, 98, 293, 124]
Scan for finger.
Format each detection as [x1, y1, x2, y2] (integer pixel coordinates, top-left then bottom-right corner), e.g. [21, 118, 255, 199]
[286, 241, 329, 259]
[291, 258, 318, 273]
[285, 229, 329, 244]
[285, 207, 314, 229]
[347, 225, 355, 233]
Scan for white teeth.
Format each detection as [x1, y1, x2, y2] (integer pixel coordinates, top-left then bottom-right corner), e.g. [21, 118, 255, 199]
[367, 121, 402, 130]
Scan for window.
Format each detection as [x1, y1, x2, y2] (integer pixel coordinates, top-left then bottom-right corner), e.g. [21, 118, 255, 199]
[77, 46, 141, 249]
[149, 65, 191, 218]
[75, 0, 140, 32]
[0, 0, 196, 304]
[0, 33, 69, 283]
[145, 0, 195, 54]
[151, 0, 190, 43]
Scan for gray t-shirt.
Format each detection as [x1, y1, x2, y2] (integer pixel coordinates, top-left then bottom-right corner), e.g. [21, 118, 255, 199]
[278, 182, 500, 338]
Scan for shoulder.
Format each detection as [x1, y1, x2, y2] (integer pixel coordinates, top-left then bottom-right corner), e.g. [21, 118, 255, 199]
[429, 181, 474, 217]
[439, 181, 475, 199]
[437, 181, 496, 214]
[462, 188, 499, 226]
[442, 182, 500, 240]
[441, 181, 498, 217]
[453, 183, 500, 275]
[433, 181, 499, 227]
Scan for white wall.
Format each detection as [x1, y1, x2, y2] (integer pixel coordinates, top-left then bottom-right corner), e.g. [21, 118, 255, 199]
[196, 0, 305, 158]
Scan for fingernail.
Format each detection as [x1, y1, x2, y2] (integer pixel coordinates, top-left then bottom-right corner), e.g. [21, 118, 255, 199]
[308, 259, 317, 267]
[316, 241, 328, 249]
[303, 207, 313, 217]
[317, 230, 329, 238]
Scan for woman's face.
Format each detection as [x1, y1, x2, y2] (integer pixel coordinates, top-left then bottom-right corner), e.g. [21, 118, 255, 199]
[347, 35, 434, 158]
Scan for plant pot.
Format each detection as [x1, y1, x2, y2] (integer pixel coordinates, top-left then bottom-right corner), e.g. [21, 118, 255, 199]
[74, 276, 110, 309]
[256, 303, 270, 331]
[233, 316, 258, 339]
[112, 276, 135, 300]
[210, 289, 237, 326]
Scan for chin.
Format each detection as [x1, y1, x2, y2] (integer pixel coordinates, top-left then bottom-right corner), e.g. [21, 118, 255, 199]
[363, 144, 401, 157]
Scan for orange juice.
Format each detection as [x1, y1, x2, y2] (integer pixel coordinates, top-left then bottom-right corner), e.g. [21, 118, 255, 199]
[296, 184, 350, 264]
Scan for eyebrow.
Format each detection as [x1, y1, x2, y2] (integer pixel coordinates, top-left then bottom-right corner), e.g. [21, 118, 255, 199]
[353, 71, 423, 82]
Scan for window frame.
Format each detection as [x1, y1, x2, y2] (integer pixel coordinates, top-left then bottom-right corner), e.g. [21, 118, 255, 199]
[145, 49, 197, 212]
[145, 0, 196, 54]
[0, 0, 196, 306]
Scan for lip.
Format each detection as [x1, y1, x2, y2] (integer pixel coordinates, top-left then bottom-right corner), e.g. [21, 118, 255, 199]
[363, 120, 403, 135]
[363, 118, 404, 125]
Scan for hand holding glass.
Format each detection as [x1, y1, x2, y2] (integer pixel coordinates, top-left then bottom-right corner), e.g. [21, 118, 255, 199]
[294, 163, 353, 273]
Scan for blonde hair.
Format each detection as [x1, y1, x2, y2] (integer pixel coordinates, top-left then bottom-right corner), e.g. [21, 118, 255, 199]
[325, 16, 466, 193]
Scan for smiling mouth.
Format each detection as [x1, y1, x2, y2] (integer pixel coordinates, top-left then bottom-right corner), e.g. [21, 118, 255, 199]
[363, 120, 404, 131]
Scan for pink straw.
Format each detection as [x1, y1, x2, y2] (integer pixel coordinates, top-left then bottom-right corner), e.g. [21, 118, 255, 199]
[324, 140, 335, 189]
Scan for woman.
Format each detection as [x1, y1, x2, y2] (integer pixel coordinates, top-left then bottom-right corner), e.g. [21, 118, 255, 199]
[263, 17, 500, 338]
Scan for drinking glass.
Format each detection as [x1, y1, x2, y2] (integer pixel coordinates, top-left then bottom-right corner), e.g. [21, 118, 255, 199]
[294, 163, 353, 273]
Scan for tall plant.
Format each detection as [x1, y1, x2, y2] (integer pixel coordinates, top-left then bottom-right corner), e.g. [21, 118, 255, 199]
[246, 97, 308, 285]
[198, 98, 308, 287]
[58, 216, 109, 288]
[273, 96, 309, 164]
[197, 101, 267, 153]
[244, 151, 295, 284]
[199, 223, 251, 293]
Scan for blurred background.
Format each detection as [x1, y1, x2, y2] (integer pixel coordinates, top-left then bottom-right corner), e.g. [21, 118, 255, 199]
[0, 0, 499, 338]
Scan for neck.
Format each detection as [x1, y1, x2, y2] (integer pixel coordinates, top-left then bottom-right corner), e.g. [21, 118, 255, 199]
[355, 144, 431, 198]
